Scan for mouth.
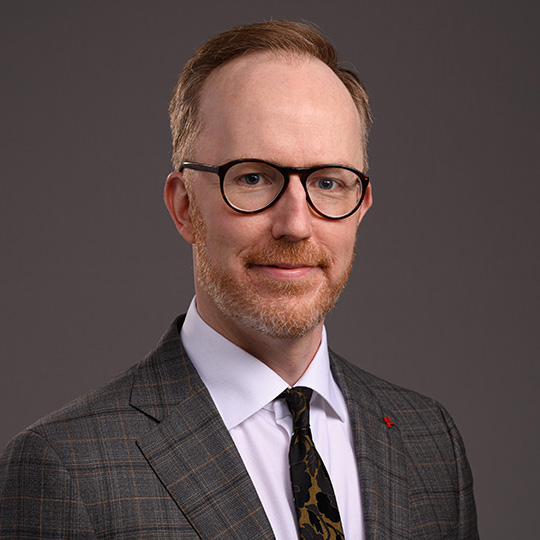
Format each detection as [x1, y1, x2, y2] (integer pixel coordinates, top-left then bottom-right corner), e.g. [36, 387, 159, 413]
[267, 263, 311, 269]
[250, 262, 317, 280]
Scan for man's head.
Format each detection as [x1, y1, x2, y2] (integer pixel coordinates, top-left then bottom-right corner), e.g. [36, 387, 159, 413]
[165, 21, 373, 343]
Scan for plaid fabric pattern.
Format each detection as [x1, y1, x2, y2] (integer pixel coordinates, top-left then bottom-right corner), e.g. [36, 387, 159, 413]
[0, 316, 478, 539]
[330, 351, 479, 540]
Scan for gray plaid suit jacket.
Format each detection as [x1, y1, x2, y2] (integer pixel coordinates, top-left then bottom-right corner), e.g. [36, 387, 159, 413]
[0, 316, 478, 539]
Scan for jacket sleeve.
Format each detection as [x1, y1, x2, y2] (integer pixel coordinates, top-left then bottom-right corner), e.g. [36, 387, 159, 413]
[438, 404, 480, 539]
[0, 429, 97, 539]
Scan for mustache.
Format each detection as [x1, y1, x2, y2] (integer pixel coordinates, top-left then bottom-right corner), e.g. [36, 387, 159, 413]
[243, 240, 330, 268]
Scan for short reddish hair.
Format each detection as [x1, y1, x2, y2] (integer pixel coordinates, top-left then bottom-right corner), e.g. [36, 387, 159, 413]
[169, 20, 371, 170]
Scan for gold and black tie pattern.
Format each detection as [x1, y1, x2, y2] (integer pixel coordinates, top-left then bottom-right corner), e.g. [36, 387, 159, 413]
[281, 387, 345, 540]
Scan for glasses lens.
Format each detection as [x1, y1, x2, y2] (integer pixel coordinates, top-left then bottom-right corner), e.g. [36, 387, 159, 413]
[223, 162, 284, 212]
[306, 167, 363, 218]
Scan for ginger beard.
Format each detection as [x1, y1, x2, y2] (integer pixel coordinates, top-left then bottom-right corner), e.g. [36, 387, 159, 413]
[190, 195, 355, 340]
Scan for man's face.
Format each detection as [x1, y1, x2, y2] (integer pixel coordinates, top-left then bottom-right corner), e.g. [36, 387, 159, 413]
[167, 53, 371, 341]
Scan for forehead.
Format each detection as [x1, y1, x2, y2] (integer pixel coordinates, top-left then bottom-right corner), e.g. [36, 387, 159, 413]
[196, 53, 364, 168]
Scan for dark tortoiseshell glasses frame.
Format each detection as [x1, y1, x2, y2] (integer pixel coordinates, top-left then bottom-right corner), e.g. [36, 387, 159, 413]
[179, 158, 369, 220]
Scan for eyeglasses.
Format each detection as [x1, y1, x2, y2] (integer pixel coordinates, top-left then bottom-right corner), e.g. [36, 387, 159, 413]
[179, 159, 369, 220]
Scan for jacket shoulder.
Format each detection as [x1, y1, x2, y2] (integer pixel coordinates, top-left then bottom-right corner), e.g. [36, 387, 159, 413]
[12, 316, 187, 446]
[25, 362, 139, 439]
[330, 350, 470, 473]
[330, 350, 478, 537]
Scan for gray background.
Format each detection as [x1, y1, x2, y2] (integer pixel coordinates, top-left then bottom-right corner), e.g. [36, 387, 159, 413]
[1, 1, 538, 537]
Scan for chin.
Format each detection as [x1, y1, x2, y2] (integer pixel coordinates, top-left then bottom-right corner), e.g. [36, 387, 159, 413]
[203, 271, 342, 340]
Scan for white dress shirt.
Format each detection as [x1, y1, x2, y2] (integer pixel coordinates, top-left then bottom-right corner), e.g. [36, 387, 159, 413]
[181, 298, 365, 539]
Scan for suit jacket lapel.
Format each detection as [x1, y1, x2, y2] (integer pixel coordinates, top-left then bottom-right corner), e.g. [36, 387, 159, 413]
[330, 351, 410, 540]
[131, 316, 275, 539]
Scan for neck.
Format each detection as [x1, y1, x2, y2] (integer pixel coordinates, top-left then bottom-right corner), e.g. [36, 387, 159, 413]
[195, 297, 324, 386]
[231, 324, 324, 386]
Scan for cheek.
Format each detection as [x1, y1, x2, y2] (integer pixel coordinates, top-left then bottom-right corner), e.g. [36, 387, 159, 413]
[212, 210, 273, 244]
[200, 213, 256, 265]
[317, 223, 357, 263]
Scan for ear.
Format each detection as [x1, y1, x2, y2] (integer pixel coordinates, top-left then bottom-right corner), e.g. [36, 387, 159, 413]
[164, 172, 195, 244]
[356, 183, 373, 227]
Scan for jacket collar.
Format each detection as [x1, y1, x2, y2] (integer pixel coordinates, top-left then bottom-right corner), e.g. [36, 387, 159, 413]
[330, 350, 410, 540]
[131, 316, 275, 539]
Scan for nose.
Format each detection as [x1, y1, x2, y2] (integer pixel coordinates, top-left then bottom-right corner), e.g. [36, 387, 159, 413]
[270, 175, 313, 241]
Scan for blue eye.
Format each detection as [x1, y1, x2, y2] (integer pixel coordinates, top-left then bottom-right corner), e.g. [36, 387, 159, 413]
[240, 173, 263, 185]
[316, 178, 338, 190]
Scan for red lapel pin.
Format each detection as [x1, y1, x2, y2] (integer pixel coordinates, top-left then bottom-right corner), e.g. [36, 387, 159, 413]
[383, 416, 395, 428]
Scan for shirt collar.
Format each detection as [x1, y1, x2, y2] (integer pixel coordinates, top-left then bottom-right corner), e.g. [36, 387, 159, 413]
[180, 297, 347, 430]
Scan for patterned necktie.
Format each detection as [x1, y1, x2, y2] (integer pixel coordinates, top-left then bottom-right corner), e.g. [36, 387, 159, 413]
[281, 387, 345, 540]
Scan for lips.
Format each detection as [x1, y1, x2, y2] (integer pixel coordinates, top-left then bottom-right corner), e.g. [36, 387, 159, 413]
[266, 263, 314, 269]
[252, 263, 315, 280]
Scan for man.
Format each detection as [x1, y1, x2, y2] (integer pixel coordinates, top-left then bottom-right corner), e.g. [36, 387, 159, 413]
[0, 21, 478, 539]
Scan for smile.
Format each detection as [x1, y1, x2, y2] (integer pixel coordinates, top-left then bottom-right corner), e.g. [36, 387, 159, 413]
[251, 264, 316, 280]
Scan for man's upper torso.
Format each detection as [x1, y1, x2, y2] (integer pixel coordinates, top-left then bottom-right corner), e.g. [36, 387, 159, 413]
[0, 315, 478, 539]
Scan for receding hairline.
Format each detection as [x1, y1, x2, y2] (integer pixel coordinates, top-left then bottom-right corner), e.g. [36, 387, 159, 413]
[169, 20, 371, 172]
[194, 51, 366, 162]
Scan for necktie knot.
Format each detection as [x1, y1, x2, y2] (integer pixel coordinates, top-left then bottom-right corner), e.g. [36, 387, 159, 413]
[281, 387, 313, 430]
